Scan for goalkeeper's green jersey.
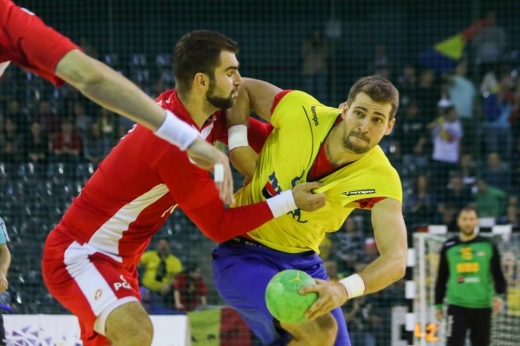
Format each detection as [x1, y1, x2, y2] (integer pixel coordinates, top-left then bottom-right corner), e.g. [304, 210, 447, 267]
[434, 235, 506, 309]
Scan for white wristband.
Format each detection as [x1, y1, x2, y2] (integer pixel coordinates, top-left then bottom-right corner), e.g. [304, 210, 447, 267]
[266, 190, 297, 218]
[339, 274, 366, 299]
[154, 110, 200, 150]
[228, 125, 249, 151]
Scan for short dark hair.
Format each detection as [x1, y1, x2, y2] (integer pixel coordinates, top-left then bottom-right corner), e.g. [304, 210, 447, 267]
[347, 76, 399, 119]
[173, 30, 239, 95]
[459, 205, 478, 217]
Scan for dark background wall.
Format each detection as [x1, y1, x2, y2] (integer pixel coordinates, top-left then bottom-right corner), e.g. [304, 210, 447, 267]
[15, 0, 520, 99]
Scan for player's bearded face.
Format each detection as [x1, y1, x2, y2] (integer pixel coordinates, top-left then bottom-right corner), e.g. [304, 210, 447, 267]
[458, 212, 478, 235]
[341, 93, 394, 154]
[342, 128, 373, 154]
[206, 77, 235, 110]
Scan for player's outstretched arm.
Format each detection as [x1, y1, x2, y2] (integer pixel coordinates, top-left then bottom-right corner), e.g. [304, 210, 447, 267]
[301, 198, 407, 320]
[55, 50, 234, 204]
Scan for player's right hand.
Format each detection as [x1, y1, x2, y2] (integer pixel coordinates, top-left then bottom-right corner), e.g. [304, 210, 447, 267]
[292, 182, 326, 212]
[187, 139, 235, 205]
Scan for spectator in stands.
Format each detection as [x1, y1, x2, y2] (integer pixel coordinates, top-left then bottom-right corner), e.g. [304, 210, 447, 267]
[481, 152, 511, 192]
[447, 60, 479, 152]
[404, 174, 437, 226]
[343, 295, 381, 346]
[323, 260, 342, 281]
[23, 121, 49, 165]
[438, 173, 475, 212]
[0, 118, 22, 168]
[506, 196, 519, 228]
[173, 263, 207, 312]
[394, 101, 428, 170]
[302, 30, 329, 104]
[473, 11, 507, 79]
[415, 69, 439, 124]
[35, 100, 61, 136]
[448, 60, 478, 121]
[481, 72, 514, 161]
[51, 118, 83, 164]
[0, 217, 12, 345]
[436, 173, 474, 230]
[98, 107, 119, 146]
[140, 237, 183, 307]
[475, 178, 508, 220]
[396, 64, 418, 106]
[367, 43, 389, 75]
[429, 106, 463, 191]
[83, 123, 111, 165]
[333, 217, 365, 275]
[5, 99, 28, 136]
[73, 102, 92, 136]
[458, 153, 478, 187]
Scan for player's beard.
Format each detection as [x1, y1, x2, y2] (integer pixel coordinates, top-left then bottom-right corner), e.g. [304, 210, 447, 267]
[342, 130, 371, 154]
[460, 226, 476, 237]
[206, 79, 234, 110]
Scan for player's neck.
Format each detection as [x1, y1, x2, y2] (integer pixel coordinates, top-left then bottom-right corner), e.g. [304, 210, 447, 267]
[459, 231, 477, 242]
[178, 93, 218, 129]
[325, 124, 365, 166]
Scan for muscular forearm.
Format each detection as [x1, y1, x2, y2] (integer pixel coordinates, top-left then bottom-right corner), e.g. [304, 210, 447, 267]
[56, 50, 165, 131]
[359, 253, 406, 294]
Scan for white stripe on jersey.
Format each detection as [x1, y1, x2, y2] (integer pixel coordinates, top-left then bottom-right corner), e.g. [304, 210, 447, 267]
[64, 241, 119, 317]
[88, 184, 169, 259]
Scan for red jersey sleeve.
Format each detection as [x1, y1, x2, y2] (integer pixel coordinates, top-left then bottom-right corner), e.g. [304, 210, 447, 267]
[247, 117, 274, 153]
[0, 1, 79, 86]
[154, 146, 275, 243]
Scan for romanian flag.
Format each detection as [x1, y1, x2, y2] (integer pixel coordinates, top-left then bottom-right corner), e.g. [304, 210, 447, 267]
[418, 19, 489, 72]
[188, 307, 253, 346]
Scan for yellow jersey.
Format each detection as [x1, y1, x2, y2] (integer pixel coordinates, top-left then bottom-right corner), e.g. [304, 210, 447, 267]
[234, 91, 402, 254]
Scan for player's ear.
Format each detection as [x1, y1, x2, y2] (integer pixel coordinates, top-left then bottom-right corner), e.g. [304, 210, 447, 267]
[194, 73, 209, 90]
[385, 117, 396, 135]
[339, 102, 349, 118]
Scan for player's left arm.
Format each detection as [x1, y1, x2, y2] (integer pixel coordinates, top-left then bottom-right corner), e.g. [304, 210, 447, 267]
[302, 198, 407, 321]
[490, 243, 506, 314]
[359, 197, 407, 293]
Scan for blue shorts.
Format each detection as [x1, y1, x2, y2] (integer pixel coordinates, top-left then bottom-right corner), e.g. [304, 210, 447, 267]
[212, 239, 350, 346]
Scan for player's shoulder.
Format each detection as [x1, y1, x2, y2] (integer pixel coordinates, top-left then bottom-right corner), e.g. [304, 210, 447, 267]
[155, 88, 176, 107]
[443, 236, 460, 249]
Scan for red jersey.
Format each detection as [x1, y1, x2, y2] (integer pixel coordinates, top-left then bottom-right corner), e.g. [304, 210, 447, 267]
[173, 273, 208, 312]
[55, 89, 274, 268]
[0, 0, 78, 85]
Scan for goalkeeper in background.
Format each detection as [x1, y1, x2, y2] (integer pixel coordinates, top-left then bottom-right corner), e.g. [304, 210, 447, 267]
[434, 206, 506, 346]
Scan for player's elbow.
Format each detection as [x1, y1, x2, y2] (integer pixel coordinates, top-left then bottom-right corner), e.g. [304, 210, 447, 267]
[393, 252, 407, 281]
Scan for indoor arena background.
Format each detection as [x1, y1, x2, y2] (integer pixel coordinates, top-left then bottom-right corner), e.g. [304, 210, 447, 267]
[0, 0, 519, 345]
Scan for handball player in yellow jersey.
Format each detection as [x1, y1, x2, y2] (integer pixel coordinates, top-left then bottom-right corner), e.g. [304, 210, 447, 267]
[213, 76, 408, 345]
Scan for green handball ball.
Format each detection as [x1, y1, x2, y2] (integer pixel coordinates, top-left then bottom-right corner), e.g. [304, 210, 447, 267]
[265, 269, 318, 323]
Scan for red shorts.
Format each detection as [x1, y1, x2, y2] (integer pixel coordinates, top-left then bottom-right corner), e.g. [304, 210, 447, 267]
[42, 230, 141, 346]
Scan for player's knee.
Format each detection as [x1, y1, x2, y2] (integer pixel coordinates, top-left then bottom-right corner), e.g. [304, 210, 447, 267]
[104, 301, 153, 346]
[283, 313, 337, 345]
[314, 313, 338, 343]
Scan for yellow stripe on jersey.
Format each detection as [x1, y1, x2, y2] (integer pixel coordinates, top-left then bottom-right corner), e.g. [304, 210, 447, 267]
[234, 91, 402, 254]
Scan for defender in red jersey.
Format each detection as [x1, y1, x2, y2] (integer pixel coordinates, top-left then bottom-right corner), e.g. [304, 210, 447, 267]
[0, 0, 235, 202]
[42, 30, 325, 346]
